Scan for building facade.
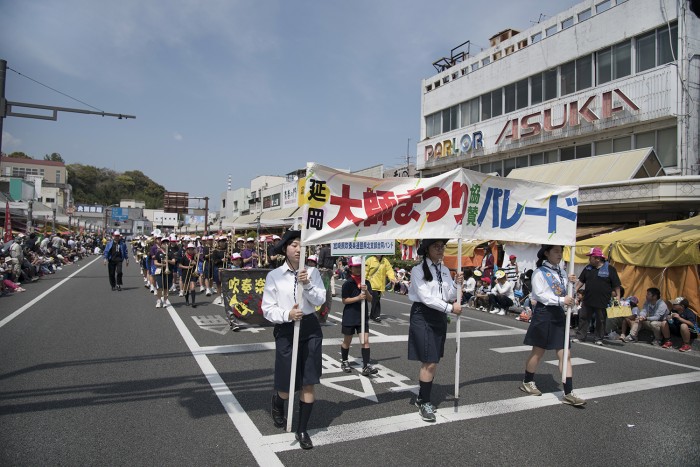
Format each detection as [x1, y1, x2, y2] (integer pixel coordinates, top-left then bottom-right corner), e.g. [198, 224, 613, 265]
[418, 0, 699, 180]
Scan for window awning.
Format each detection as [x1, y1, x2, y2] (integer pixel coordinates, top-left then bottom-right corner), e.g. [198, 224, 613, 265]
[506, 148, 665, 186]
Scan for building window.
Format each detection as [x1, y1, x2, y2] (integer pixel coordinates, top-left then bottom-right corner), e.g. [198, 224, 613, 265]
[544, 150, 559, 164]
[595, 140, 613, 155]
[55, 171, 61, 183]
[545, 25, 558, 37]
[613, 136, 632, 152]
[561, 17, 574, 30]
[576, 55, 593, 91]
[504, 158, 517, 176]
[658, 23, 678, 65]
[636, 30, 656, 72]
[426, 113, 441, 138]
[597, 48, 612, 84]
[504, 83, 516, 114]
[45, 197, 55, 203]
[481, 93, 492, 121]
[578, 8, 592, 22]
[516, 155, 529, 168]
[530, 153, 544, 166]
[612, 41, 631, 79]
[482, 57, 491, 66]
[560, 147, 576, 161]
[471, 63, 479, 72]
[596, 0, 612, 14]
[516, 78, 528, 110]
[543, 69, 558, 101]
[531, 32, 542, 44]
[531, 73, 543, 105]
[576, 144, 592, 158]
[656, 127, 677, 167]
[560, 60, 576, 96]
[491, 89, 503, 117]
[635, 130, 655, 150]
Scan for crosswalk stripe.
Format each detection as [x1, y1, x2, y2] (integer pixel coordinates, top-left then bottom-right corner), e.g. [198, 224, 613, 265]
[491, 345, 533, 353]
[545, 357, 595, 366]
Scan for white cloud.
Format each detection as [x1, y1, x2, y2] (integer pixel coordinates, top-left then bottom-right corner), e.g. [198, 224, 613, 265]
[1, 131, 22, 150]
[173, 132, 183, 141]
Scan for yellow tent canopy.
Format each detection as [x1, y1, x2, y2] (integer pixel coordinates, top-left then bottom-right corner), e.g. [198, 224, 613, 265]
[571, 216, 700, 267]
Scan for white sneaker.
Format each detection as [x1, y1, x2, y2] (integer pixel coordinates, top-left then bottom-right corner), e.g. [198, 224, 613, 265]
[212, 287, 217, 294]
[490, 308, 500, 314]
[497, 310, 506, 316]
[155, 300, 162, 308]
[178, 291, 184, 297]
[199, 285, 204, 292]
[205, 288, 212, 296]
[164, 299, 172, 307]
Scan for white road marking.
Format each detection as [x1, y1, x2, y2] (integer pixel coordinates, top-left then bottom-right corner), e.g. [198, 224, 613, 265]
[491, 345, 533, 353]
[166, 306, 283, 466]
[325, 313, 388, 336]
[545, 357, 595, 366]
[0, 257, 101, 330]
[259, 371, 700, 453]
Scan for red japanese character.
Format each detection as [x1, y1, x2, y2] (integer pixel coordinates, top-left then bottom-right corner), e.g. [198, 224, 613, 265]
[423, 186, 450, 222]
[394, 188, 424, 225]
[328, 184, 363, 228]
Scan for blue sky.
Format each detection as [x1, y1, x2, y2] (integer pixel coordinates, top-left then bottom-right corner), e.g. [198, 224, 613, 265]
[1, 0, 579, 210]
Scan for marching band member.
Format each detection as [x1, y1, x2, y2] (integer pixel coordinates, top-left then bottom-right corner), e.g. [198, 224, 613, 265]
[520, 244, 586, 406]
[202, 235, 215, 296]
[262, 230, 325, 450]
[408, 239, 463, 422]
[242, 237, 259, 268]
[153, 237, 174, 308]
[179, 242, 200, 308]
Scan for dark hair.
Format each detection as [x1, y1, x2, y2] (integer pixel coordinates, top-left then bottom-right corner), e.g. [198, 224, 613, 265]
[675, 298, 690, 308]
[463, 269, 473, 280]
[535, 244, 557, 268]
[421, 257, 433, 282]
[647, 287, 661, 300]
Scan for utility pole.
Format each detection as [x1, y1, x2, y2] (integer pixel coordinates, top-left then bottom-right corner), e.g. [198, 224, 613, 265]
[27, 200, 33, 233]
[406, 138, 411, 177]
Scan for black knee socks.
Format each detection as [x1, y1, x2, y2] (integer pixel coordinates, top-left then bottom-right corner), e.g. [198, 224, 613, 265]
[524, 371, 535, 383]
[297, 401, 314, 433]
[563, 377, 573, 395]
[418, 380, 433, 403]
[341, 346, 349, 361]
[361, 348, 370, 366]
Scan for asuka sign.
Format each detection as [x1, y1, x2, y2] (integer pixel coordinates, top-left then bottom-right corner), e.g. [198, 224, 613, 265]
[496, 88, 640, 144]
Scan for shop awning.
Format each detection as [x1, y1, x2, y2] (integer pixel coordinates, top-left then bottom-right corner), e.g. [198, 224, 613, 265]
[507, 147, 665, 186]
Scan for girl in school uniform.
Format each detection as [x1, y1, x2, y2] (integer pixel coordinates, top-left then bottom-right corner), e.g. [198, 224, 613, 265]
[262, 230, 327, 450]
[519, 244, 586, 407]
[339, 256, 377, 376]
[407, 239, 463, 422]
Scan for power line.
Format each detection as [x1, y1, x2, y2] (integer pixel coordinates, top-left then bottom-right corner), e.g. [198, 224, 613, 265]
[7, 66, 104, 112]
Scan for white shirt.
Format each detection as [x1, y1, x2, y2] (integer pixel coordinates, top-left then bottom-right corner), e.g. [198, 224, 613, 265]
[490, 279, 515, 301]
[408, 258, 458, 314]
[531, 261, 570, 307]
[464, 277, 476, 294]
[262, 261, 327, 324]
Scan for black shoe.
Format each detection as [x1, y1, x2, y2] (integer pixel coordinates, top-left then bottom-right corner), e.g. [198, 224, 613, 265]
[372, 317, 382, 323]
[271, 394, 286, 428]
[111, 286, 116, 291]
[295, 431, 313, 450]
[191, 303, 197, 308]
[230, 322, 240, 332]
[116, 285, 122, 291]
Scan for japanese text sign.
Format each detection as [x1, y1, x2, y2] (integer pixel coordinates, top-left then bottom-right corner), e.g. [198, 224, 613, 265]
[300, 163, 578, 246]
[331, 240, 395, 256]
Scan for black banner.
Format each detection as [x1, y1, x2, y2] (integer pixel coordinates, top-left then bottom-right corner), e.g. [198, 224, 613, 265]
[219, 268, 332, 325]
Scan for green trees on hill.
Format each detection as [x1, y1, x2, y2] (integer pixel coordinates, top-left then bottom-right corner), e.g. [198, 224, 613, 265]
[68, 165, 165, 209]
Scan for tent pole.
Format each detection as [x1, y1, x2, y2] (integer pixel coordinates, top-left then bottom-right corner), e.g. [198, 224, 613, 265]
[455, 238, 463, 399]
[561, 244, 575, 383]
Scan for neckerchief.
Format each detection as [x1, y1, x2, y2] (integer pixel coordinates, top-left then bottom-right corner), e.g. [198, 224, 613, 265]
[539, 261, 566, 297]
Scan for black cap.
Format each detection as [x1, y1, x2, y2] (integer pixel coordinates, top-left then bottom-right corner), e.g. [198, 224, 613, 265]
[417, 239, 447, 256]
[272, 230, 301, 255]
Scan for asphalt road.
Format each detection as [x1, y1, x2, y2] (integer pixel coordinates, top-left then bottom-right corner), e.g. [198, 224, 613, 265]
[1, 257, 699, 466]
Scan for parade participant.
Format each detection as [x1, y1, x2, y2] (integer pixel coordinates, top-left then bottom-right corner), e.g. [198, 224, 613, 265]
[153, 237, 175, 308]
[230, 252, 243, 269]
[242, 237, 259, 268]
[148, 233, 164, 294]
[212, 236, 227, 295]
[305, 255, 318, 268]
[202, 235, 215, 296]
[103, 231, 129, 291]
[339, 256, 377, 376]
[179, 242, 200, 308]
[408, 239, 463, 422]
[365, 254, 396, 323]
[267, 234, 283, 269]
[167, 235, 180, 293]
[262, 230, 326, 450]
[233, 237, 245, 254]
[520, 244, 586, 407]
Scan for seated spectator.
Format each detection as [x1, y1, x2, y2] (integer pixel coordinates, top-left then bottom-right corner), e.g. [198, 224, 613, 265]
[394, 268, 409, 295]
[618, 296, 640, 340]
[462, 269, 476, 304]
[664, 297, 697, 352]
[489, 270, 515, 315]
[625, 287, 670, 345]
[474, 274, 491, 311]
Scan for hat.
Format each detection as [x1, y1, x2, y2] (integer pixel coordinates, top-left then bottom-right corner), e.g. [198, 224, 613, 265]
[246, 237, 255, 242]
[273, 235, 281, 240]
[236, 237, 245, 243]
[672, 296, 686, 305]
[473, 270, 482, 277]
[169, 235, 178, 242]
[217, 236, 227, 241]
[186, 242, 196, 249]
[161, 237, 170, 243]
[509, 254, 517, 260]
[307, 255, 318, 263]
[113, 230, 121, 236]
[417, 239, 447, 256]
[231, 252, 242, 260]
[272, 230, 301, 255]
[348, 256, 362, 267]
[585, 247, 606, 259]
[481, 277, 491, 284]
[398, 268, 406, 273]
[154, 233, 163, 239]
[495, 270, 506, 279]
[627, 296, 639, 305]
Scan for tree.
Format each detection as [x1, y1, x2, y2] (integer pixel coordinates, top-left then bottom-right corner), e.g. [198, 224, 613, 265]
[8, 151, 32, 159]
[44, 152, 65, 163]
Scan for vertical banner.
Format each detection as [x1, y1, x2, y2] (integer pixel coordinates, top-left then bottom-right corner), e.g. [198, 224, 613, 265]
[219, 268, 331, 325]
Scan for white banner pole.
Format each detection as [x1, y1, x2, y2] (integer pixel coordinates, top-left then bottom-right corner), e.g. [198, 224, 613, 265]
[561, 244, 575, 383]
[360, 256, 366, 344]
[455, 238, 463, 399]
[286, 244, 306, 432]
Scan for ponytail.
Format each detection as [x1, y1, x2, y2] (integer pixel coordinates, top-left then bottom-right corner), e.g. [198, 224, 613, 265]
[422, 257, 433, 282]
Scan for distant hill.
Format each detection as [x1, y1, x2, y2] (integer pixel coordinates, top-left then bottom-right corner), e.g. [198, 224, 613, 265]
[67, 164, 165, 209]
